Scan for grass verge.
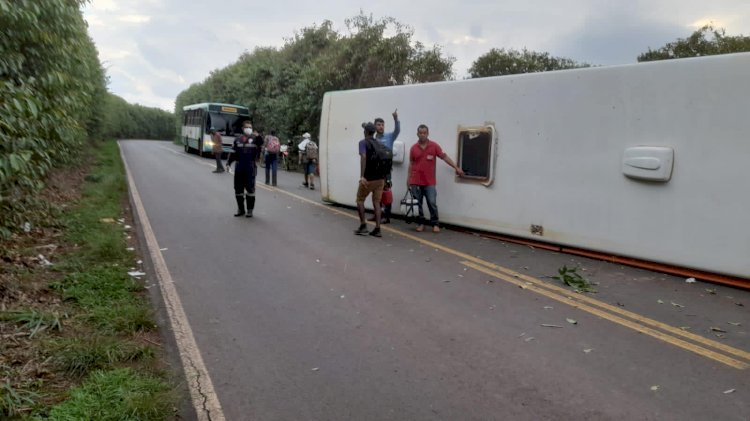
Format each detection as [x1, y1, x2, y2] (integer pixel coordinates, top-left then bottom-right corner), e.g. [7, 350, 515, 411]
[0, 141, 176, 420]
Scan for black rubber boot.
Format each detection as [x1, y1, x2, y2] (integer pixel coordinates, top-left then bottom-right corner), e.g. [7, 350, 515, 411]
[271, 173, 277, 186]
[245, 195, 255, 218]
[234, 195, 245, 217]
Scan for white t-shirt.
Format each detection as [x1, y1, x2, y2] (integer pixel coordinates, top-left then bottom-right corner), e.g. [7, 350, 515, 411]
[298, 138, 311, 152]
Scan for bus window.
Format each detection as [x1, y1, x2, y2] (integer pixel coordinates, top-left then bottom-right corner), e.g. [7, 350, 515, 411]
[208, 112, 243, 136]
[457, 126, 496, 186]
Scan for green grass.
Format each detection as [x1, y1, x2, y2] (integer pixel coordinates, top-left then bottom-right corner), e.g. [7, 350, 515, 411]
[0, 309, 65, 338]
[53, 337, 155, 378]
[1, 381, 38, 418]
[0, 141, 176, 420]
[45, 368, 173, 421]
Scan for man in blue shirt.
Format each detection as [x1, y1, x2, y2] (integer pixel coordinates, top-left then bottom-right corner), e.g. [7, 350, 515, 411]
[374, 109, 400, 150]
[368, 109, 399, 222]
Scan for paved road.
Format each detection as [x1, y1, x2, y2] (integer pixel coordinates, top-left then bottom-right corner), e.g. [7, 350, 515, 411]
[121, 140, 749, 421]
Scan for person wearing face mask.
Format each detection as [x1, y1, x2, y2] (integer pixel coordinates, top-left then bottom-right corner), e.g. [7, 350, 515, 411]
[226, 120, 263, 217]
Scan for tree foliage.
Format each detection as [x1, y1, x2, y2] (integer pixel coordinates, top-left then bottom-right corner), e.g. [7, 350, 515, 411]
[102, 93, 174, 140]
[638, 25, 750, 62]
[174, 13, 455, 142]
[468, 48, 590, 78]
[0, 0, 107, 238]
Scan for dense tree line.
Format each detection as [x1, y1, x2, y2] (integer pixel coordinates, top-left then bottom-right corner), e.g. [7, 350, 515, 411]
[638, 25, 750, 62]
[0, 0, 107, 238]
[103, 93, 175, 140]
[0, 1, 173, 238]
[468, 48, 590, 78]
[175, 14, 455, 141]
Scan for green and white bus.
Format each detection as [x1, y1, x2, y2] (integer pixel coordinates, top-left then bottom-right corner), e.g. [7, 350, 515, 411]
[181, 103, 251, 156]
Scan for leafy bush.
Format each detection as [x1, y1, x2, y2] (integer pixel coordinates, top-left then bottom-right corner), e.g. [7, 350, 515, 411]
[0, 0, 107, 239]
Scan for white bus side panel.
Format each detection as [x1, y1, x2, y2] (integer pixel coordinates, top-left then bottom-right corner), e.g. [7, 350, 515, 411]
[319, 53, 750, 278]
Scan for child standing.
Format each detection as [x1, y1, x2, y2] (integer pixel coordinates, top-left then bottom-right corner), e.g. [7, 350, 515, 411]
[381, 181, 393, 224]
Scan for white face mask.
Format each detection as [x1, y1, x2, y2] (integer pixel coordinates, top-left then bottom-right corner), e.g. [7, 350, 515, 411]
[243, 128, 253, 135]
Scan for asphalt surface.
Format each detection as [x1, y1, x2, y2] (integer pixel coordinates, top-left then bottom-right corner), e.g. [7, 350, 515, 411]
[121, 140, 749, 421]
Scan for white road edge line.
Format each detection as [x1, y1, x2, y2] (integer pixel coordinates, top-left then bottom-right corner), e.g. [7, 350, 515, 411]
[119, 142, 226, 421]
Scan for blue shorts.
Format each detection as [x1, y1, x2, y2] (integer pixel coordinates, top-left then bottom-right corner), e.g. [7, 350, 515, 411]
[305, 160, 317, 175]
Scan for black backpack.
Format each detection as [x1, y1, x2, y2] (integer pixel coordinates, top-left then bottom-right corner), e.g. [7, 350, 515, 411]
[366, 138, 393, 179]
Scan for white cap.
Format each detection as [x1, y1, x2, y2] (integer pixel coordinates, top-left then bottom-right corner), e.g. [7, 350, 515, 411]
[302, 132, 311, 139]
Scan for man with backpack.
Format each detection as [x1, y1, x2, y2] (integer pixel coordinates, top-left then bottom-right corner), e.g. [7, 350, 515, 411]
[263, 129, 281, 186]
[354, 122, 391, 238]
[407, 124, 464, 233]
[298, 132, 317, 189]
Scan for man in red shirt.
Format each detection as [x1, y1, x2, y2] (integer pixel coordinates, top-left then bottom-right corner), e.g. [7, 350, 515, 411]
[407, 124, 464, 233]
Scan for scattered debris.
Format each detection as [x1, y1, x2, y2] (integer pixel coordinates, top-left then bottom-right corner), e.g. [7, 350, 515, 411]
[553, 265, 596, 293]
[736, 302, 744, 307]
[566, 318, 578, 325]
[616, 302, 625, 307]
[128, 271, 146, 277]
[723, 389, 736, 394]
[685, 277, 696, 283]
[583, 349, 593, 354]
[705, 289, 717, 295]
[543, 306, 554, 310]
[728, 322, 742, 326]
[23, 221, 32, 232]
[657, 299, 664, 304]
[137, 260, 142, 264]
[37, 254, 53, 267]
[650, 385, 660, 391]
[126, 247, 135, 251]
[443, 280, 451, 283]
[311, 367, 320, 372]
[541, 324, 563, 328]
[316, 259, 320, 263]
[679, 326, 691, 331]
[710, 327, 727, 333]
[99, 218, 115, 224]
[671, 302, 684, 308]
[123, 225, 132, 230]
[524, 337, 535, 342]
[339, 295, 345, 299]
[159, 248, 168, 251]
[425, 257, 431, 262]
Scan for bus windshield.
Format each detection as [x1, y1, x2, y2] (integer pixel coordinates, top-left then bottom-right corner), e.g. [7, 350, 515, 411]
[206, 112, 245, 136]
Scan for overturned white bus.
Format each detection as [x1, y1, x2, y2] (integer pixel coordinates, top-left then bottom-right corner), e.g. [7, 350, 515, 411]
[318, 53, 750, 281]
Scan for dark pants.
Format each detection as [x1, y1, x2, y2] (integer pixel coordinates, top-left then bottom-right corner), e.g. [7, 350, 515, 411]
[264, 153, 278, 185]
[214, 153, 224, 171]
[234, 166, 256, 196]
[410, 185, 438, 226]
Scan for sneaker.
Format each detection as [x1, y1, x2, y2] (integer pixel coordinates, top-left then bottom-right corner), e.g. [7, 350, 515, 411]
[301, 182, 309, 188]
[234, 211, 245, 217]
[354, 224, 368, 235]
[415, 224, 424, 232]
[432, 225, 441, 233]
[369, 228, 382, 237]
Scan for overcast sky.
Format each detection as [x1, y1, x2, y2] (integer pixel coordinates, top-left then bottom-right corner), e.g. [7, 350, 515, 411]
[82, 1, 750, 111]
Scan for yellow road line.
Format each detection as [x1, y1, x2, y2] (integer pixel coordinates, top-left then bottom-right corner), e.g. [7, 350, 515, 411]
[462, 261, 748, 370]
[184, 148, 749, 370]
[467, 259, 750, 363]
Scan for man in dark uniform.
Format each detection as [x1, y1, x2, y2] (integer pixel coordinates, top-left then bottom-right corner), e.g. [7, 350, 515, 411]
[226, 120, 263, 217]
